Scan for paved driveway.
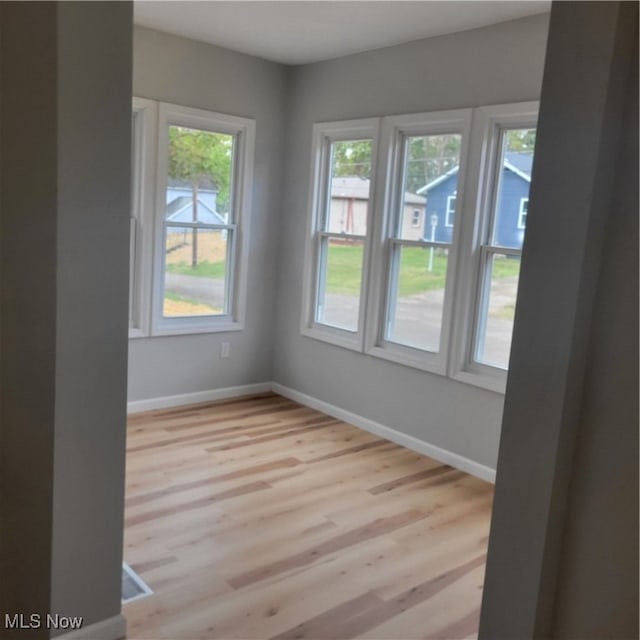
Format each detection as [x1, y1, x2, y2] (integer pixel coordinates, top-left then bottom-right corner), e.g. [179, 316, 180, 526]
[165, 272, 226, 308]
[321, 278, 519, 368]
[166, 272, 518, 369]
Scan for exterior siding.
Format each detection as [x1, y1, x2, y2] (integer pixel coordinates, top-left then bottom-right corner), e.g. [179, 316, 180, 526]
[422, 168, 530, 247]
[327, 197, 368, 235]
[328, 197, 425, 240]
[422, 174, 460, 243]
[494, 169, 529, 249]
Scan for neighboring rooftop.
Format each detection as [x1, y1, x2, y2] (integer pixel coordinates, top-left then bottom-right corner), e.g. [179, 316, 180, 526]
[504, 151, 534, 180]
[418, 151, 534, 194]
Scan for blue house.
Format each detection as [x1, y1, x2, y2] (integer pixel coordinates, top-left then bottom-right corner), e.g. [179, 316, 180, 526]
[417, 152, 533, 249]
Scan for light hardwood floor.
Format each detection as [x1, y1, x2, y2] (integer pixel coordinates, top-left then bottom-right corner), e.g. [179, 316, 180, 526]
[123, 393, 493, 639]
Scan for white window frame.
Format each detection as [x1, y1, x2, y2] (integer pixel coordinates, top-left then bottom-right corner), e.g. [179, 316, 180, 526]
[518, 197, 529, 229]
[300, 102, 537, 393]
[445, 193, 457, 228]
[300, 119, 380, 351]
[364, 109, 472, 375]
[449, 101, 538, 393]
[129, 97, 157, 338]
[151, 102, 255, 337]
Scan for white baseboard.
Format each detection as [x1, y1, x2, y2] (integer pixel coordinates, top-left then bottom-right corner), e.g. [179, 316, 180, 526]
[127, 382, 272, 414]
[57, 614, 126, 640]
[271, 382, 496, 483]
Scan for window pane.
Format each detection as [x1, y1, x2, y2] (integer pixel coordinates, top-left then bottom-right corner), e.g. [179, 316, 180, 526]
[386, 245, 449, 352]
[398, 133, 462, 241]
[166, 126, 234, 224]
[162, 124, 235, 320]
[324, 140, 372, 234]
[492, 128, 536, 249]
[163, 227, 229, 317]
[475, 254, 521, 369]
[316, 237, 364, 331]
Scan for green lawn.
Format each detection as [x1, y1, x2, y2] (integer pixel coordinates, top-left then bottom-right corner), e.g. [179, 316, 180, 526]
[322, 245, 519, 296]
[324, 245, 449, 296]
[166, 260, 226, 278]
[166, 246, 520, 297]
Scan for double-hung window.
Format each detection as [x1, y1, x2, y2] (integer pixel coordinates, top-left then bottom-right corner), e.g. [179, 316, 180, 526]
[302, 102, 537, 392]
[451, 102, 538, 391]
[301, 119, 378, 350]
[368, 110, 471, 374]
[129, 99, 255, 337]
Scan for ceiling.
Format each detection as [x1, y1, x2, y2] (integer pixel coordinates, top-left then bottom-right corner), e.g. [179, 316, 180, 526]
[133, 1, 551, 66]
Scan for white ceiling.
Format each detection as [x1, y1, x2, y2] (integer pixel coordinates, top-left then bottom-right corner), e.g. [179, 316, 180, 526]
[134, 1, 551, 66]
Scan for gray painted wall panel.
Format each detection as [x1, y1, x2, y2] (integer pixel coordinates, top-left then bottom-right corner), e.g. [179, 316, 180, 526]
[0, 2, 133, 636]
[479, 3, 638, 637]
[0, 4, 58, 632]
[50, 2, 133, 631]
[128, 26, 288, 402]
[551, 20, 638, 639]
[273, 14, 549, 469]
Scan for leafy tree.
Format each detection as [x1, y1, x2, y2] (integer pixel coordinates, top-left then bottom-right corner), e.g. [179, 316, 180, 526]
[331, 140, 372, 178]
[329, 136, 462, 194]
[404, 135, 461, 194]
[505, 128, 536, 153]
[328, 131, 535, 199]
[168, 126, 233, 266]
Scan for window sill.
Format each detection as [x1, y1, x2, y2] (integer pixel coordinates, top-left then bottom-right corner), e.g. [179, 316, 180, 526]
[365, 343, 446, 376]
[151, 317, 244, 337]
[450, 368, 507, 394]
[301, 325, 363, 352]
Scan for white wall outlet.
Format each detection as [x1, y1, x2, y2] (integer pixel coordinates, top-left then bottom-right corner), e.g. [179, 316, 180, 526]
[220, 342, 230, 359]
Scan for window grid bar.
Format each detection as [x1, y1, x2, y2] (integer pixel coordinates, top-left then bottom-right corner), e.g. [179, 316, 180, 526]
[390, 238, 452, 250]
[318, 231, 367, 241]
[165, 222, 236, 231]
[478, 244, 522, 258]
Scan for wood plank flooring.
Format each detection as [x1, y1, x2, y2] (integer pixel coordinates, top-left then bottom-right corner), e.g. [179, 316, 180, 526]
[123, 393, 493, 639]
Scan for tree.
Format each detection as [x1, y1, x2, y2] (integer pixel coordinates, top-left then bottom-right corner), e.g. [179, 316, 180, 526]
[168, 126, 233, 266]
[331, 140, 372, 178]
[505, 128, 536, 153]
[328, 131, 535, 199]
[404, 134, 461, 194]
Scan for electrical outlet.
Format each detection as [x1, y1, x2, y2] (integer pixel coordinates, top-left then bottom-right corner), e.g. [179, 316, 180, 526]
[220, 342, 230, 359]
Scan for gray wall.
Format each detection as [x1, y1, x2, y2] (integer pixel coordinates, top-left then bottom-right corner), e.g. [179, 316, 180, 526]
[0, 2, 132, 637]
[1, 4, 59, 633]
[272, 14, 550, 470]
[551, 14, 638, 639]
[479, 3, 638, 638]
[128, 26, 288, 402]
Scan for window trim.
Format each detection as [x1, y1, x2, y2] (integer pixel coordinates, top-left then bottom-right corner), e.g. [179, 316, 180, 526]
[517, 197, 529, 230]
[300, 118, 380, 351]
[129, 97, 157, 339]
[150, 101, 255, 337]
[445, 193, 457, 228]
[299, 102, 538, 394]
[449, 101, 539, 393]
[364, 109, 472, 376]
